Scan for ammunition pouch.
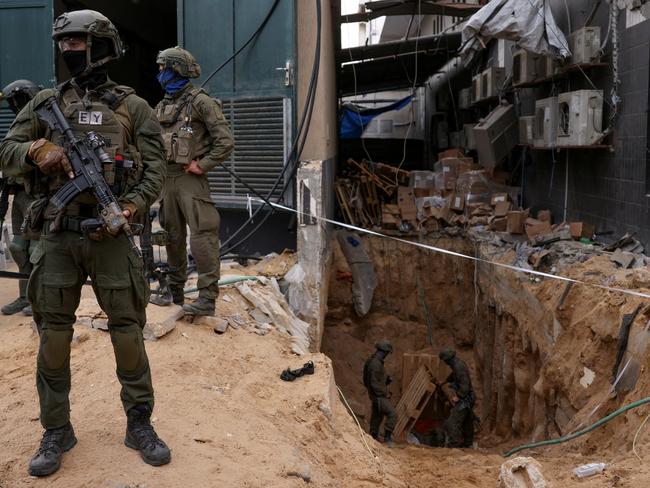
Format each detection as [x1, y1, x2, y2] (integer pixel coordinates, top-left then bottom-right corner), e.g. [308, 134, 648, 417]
[21, 197, 49, 239]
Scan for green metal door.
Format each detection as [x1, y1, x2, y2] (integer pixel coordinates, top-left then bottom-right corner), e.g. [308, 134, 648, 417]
[178, 0, 295, 206]
[0, 0, 54, 137]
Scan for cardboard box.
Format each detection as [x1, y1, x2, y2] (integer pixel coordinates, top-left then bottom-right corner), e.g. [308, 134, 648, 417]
[444, 174, 457, 191]
[491, 192, 509, 205]
[414, 187, 437, 198]
[537, 209, 552, 223]
[441, 157, 474, 178]
[438, 148, 464, 160]
[450, 193, 465, 212]
[409, 170, 436, 189]
[490, 216, 508, 232]
[570, 222, 595, 239]
[494, 201, 511, 217]
[525, 218, 553, 241]
[506, 210, 528, 234]
[382, 204, 400, 226]
[398, 187, 417, 221]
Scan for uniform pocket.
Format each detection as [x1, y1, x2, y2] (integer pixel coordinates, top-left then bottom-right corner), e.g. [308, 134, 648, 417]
[191, 196, 220, 233]
[41, 271, 79, 310]
[95, 273, 131, 311]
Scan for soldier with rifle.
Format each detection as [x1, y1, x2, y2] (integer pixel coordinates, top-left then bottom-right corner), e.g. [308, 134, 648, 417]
[0, 80, 40, 316]
[0, 10, 170, 476]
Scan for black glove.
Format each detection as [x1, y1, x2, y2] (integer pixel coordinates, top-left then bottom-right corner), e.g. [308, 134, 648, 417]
[385, 375, 392, 386]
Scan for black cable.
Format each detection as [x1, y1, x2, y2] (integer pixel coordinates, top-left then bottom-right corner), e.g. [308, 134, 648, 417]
[219, 0, 322, 255]
[200, 0, 281, 89]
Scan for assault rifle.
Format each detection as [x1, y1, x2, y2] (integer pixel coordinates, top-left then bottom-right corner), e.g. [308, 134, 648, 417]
[34, 96, 141, 257]
[141, 208, 173, 298]
[0, 178, 9, 245]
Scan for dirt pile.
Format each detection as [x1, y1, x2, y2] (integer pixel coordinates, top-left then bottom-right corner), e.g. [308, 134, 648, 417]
[324, 230, 650, 486]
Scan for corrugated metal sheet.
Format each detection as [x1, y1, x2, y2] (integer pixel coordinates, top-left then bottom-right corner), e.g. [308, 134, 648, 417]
[208, 97, 291, 207]
[0, 108, 14, 140]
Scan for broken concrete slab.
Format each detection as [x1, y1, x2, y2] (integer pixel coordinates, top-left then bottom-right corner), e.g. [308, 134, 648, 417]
[336, 230, 377, 317]
[143, 305, 184, 341]
[611, 248, 635, 269]
[191, 315, 229, 334]
[498, 457, 547, 488]
[92, 318, 109, 331]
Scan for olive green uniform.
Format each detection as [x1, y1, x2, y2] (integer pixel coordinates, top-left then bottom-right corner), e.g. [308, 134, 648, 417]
[443, 357, 475, 448]
[363, 352, 397, 438]
[0, 79, 166, 429]
[7, 179, 36, 299]
[155, 83, 233, 299]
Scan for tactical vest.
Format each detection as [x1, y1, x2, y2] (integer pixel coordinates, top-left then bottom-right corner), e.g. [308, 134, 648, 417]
[156, 88, 212, 165]
[46, 82, 144, 210]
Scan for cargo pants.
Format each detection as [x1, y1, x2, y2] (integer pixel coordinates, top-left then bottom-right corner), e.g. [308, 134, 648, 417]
[444, 400, 475, 448]
[369, 397, 397, 438]
[9, 188, 36, 298]
[160, 172, 220, 299]
[28, 228, 154, 429]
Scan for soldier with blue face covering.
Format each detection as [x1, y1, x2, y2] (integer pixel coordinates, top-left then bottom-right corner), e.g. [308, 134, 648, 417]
[151, 47, 234, 315]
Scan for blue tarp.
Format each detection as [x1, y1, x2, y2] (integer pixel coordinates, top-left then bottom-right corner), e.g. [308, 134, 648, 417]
[339, 95, 413, 139]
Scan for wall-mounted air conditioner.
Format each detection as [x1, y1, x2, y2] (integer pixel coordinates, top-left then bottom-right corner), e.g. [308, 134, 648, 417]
[458, 87, 472, 109]
[568, 26, 601, 64]
[519, 116, 535, 145]
[540, 56, 560, 79]
[556, 90, 604, 146]
[533, 97, 558, 148]
[481, 67, 506, 99]
[473, 103, 518, 168]
[472, 74, 482, 103]
[513, 49, 541, 84]
[464, 123, 476, 150]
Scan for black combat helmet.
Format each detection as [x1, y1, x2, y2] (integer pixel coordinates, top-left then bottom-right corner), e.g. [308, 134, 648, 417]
[0, 79, 40, 114]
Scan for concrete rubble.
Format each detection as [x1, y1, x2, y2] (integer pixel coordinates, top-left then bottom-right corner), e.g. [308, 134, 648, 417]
[498, 457, 547, 488]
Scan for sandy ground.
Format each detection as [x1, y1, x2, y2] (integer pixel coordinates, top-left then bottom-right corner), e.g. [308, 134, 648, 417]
[3, 255, 650, 487]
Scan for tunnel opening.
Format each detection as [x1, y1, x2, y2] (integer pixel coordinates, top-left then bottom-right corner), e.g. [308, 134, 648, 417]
[321, 232, 650, 453]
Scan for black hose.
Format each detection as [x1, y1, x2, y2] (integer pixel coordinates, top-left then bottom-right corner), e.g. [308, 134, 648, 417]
[219, 0, 322, 255]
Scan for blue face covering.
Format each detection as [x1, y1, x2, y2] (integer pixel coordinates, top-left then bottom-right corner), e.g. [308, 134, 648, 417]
[156, 69, 189, 95]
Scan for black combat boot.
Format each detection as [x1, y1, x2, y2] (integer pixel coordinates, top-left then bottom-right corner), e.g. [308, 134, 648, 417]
[1, 296, 29, 315]
[384, 430, 395, 448]
[182, 296, 215, 316]
[28, 422, 77, 477]
[124, 405, 171, 466]
[149, 286, 184, 307]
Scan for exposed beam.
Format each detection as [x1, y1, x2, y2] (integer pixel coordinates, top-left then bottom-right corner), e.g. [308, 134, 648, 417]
[340, 0, 482, 23]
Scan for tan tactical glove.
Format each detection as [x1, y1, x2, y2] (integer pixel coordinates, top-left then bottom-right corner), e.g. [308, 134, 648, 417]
[28, 138, 73, 176]
[121, 202, 138, 220]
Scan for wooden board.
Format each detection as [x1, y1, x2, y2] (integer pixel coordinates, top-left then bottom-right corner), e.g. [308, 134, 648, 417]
[402, 353, 443, 391]
[393, 364, 436, 438]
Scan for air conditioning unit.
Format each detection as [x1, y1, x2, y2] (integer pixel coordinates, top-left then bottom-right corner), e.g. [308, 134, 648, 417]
[556, 90, 604, 146]
[569, 26, 601, 64]
[473, 103, 518, 168]
[481, 67, 506, 99]
[513, 49, 541, 84]
[533, 97, 558, 148]
[539, 56, 560, 78]
[458, 87, 472, 109]
[464, 123, 476, 150]
[519, 116, 535, 145]
[472, 74, 482, 103]
[347, 87, 426, 140]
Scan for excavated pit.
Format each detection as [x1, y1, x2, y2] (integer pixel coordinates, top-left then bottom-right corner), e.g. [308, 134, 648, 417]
[322, 232, 650, 453]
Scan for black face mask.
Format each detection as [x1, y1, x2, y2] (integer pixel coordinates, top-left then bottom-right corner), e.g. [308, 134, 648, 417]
[62, 50, 87, 77]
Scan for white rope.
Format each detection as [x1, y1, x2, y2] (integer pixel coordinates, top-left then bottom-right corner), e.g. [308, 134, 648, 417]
[254, 197, 650, 301]
[337, 386, 378, 460]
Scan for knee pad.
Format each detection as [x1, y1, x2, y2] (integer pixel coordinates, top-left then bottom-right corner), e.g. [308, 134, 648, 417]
[110, 325, 147, 375]
[9, 236, 29, 267]
[39, 329, 73, 370]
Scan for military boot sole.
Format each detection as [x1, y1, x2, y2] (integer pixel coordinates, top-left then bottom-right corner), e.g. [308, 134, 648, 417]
[28, 434, 77, 477]
[149, 294, 173, 307]
[124, 432, 171, 466]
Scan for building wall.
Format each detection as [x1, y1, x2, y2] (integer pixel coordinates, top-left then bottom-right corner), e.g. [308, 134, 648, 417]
[297, 0, 338, 163]
[519, 2, 650, 246]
